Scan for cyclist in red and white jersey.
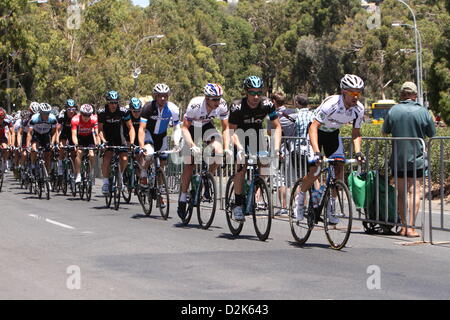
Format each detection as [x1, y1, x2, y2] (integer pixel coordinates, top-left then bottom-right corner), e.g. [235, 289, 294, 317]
[71, 104, 99, 184]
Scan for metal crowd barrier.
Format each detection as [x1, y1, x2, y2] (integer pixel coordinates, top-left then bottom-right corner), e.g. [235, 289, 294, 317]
[161, 135, 449, 244]
[427, 137, 450, 244]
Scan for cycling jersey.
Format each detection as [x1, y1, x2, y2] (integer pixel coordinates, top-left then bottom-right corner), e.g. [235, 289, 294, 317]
[29, 113, 57, 136]
[184, 96, 228, 127]
[0, 118, 12, 142]
[97, 105, 131, 146]
[58, 109, 77, 139]
[123, 113, 140, 145]
[313, 95, 364, 132]
[71, 114, 98, 136]
[140, 100, 180, 135]
[229, 97, 277, 131]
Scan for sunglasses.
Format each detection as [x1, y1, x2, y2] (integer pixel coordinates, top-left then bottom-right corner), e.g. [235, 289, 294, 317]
[108, 101, 119, 105]
[207, 97, 221, 101]
[346, 90, 362, 98]
[67, 108, 77, 112]
[131, 109, 141, 112]
[247, 91, 263, 96]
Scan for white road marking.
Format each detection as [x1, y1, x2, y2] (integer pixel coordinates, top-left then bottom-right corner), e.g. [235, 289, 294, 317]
[29, 214, 75, 230]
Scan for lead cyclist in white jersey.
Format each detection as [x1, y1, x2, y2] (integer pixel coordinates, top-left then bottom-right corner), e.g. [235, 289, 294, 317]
[294, 74, 366, 223]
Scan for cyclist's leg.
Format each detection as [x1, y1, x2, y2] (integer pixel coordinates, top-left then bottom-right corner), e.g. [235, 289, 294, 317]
[101, 150, 112, 191]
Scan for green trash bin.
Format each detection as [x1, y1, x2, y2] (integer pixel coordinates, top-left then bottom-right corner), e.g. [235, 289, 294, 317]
[348, 170, 398, 234]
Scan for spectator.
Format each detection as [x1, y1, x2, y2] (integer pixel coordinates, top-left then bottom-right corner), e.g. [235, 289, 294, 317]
[382, 81, 436, 237]
[267, 92, 298, 215]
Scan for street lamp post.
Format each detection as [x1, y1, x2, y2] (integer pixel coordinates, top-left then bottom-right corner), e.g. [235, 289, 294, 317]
[132, 34, 165, 95]
[391, 0, 423, 105]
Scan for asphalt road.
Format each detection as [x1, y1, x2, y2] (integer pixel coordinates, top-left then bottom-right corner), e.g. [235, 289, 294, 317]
[1, 172, 450, 300]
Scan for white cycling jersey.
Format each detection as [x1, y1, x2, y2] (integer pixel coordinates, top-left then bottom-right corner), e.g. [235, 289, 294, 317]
[314, 95, 364, 132]
[184, 96, 228, 128]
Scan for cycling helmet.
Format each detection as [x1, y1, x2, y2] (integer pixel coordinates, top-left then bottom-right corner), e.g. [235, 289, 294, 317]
[203, 83, 223, 97]
[106, 90, 120, 102]
[243, 76, 263, 89]
[50, 107, 59, 116]
[80, 104, 94, 116]
[153, 83, 170, 94]
[65, 99, 77, 108]
[29, 101, 40, 114]
[39, 103, 52, 114]
[340, 74, 364, 90]
[21, 110, 31, 120]
[129, 97, 142, 111]
[0, 108, 5, 120]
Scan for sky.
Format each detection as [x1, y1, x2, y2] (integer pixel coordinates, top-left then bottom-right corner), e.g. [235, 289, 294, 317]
[132, 0, 149, 7]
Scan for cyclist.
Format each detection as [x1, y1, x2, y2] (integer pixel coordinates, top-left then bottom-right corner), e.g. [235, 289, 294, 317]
[176, 83, 231, 219]
[57, 99, 78, 176]
[126, 97, 143, 147]
[26, 103, 58, 175]
[72, 104, 99, 184]
[98, 90, 135, 194]
[138, 84, 181, 187]
[228, 76, 282, 221]
[293, 74, 366, 223]
[16, 110, 33, 171]
[0, 108, 13, 173]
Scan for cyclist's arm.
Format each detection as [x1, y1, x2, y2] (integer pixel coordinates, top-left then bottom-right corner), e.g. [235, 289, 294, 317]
[125, 119, 135, 146]
[221, 119, 230, 152]
[97, 123, 107, 144]
[138, 121, 146, 148]
[26, 127, 33, 148]
[308, 120, 322, 154]
[351, 127, 362, 154]
[71, 128, 79, 147]
[181, 118, 195, 148]
[17, 127, 23, 148]
[51, 127, 58, 145]
[270, 117, 282, 153]
[228, 122, 244, 151]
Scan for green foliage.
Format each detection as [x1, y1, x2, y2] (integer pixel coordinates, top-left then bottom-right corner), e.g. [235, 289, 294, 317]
[0, 0, 448, 120]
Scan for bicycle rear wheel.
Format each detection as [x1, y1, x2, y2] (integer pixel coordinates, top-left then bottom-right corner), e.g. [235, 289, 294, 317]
[156, 168, 169, 220]
[252, 177, 272, 241]
[197, 172, 217, 230]
[224, 175, 244, 237]
[104, 175, 113, 208]
[121, 166, 133, 204]
[289, 179, 314, 245]
[113, 170, 121, 211]
[323, 180, 353, 250]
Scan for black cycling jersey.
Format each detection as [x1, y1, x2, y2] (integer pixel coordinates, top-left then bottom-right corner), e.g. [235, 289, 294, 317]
[229, 97, 278, 154]
[57, 110, 75, 141]
[229, 97, 278, 131]
[97, 104, 131, 146]
[123, 113, 140, 146]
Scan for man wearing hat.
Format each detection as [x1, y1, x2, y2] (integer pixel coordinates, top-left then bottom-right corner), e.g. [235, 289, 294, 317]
[382, 81, 435, 237]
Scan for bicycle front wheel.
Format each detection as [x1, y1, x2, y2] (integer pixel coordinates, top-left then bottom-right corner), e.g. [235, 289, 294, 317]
[156, 168, 169, 220]
[113, 170, 121, 211]
[323, 180, 353, 250]
[197, 172, 217, 230]
[224, 175, 244, 237]
[289, 179, 314, 245]
[252, 177, 272, 241]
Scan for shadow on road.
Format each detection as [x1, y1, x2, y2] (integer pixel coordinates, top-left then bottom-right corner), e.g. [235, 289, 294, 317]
[216, 233, 261, 242]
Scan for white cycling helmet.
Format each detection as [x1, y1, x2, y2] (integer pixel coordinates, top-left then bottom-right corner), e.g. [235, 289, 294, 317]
[203, 83, 223, 97]
[39, 103, 52, 114]
[80, 104, 94, 116]
[153, 83, 170, 94]
[340, 74, 364, 90]
[29, 101, 40, 114]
